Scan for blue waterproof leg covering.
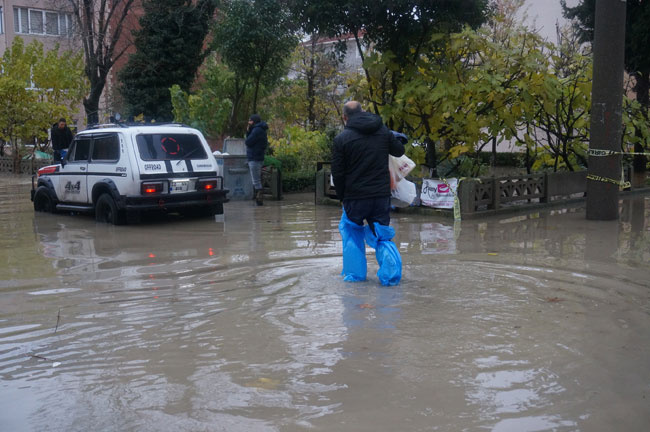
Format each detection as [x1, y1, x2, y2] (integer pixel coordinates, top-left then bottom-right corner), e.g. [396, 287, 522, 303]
[365, 223, 402, 286]
[339, 211, 367, 282]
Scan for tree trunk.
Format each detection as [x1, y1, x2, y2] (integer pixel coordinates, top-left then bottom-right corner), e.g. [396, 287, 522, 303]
[252, 78, 260, 115]
[353, 32, 379, 115]
[84, 94, 100, 125]
[425, 137, 437, 177]
[633, 72, 648, 175]
[252, 63, 266, 114]
[525, 143, 531, 174]
[228, 79, 246, 135]
[307, 37, 317, 130]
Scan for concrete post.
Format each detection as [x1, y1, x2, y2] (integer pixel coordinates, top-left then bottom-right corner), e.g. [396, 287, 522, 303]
[586, 0, 627, 220]
[315, 169, 325, 204]
[458, 179, 476, 214]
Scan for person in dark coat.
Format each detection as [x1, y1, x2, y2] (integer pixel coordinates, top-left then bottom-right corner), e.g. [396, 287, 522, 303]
[331, 101, 405, 220]
[331, 101, 405, 285]
[245, 114, 268, 205]
[51, 118, 73, 162]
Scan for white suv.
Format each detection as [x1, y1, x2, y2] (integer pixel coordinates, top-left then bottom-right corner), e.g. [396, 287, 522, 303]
[31, 124, 228, 224]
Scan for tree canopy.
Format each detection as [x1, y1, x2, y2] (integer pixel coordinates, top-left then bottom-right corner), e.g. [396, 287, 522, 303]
[119, 0, 217, 121]
[67, 0, 137, 124]
[169, 56, 234, 138]
[212, 0, 298, 114]
[0, 38, 87, 162]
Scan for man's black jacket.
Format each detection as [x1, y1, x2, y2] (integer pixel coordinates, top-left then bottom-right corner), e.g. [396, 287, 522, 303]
[245, 121, 268, 162]
[331, 112, 404, 201]
[51, 124, 73, 151]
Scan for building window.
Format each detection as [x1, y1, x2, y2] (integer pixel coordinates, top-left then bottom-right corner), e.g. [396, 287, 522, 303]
[13, 7, 72, 37]
[29, 10, 43, 34]
[46, 12, 58, 35]
[1, 7, 4, 34]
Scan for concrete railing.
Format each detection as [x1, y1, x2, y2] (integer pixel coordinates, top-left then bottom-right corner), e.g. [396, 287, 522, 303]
[458, 171, 587, 214]
[0, 156, 52, 175]
[316, 162, 641, 216]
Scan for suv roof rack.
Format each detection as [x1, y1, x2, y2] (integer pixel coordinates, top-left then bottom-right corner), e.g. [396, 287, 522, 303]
[86, 123, 124, 129]
[85, 122, 193, 130]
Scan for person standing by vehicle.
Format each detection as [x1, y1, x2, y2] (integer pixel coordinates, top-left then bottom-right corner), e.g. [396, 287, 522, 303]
[331, 101, 405, 286]
[51, 118, 73, 162]
[245, 114, 269, 206]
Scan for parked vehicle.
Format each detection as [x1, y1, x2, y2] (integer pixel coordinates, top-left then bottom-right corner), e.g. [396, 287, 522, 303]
[31, 124, 228, 224]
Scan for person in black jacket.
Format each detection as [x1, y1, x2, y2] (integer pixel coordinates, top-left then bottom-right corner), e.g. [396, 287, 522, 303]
[245, 114, 268, 206]
[331, 101, 405, 285]
[51, 118, 73, 162]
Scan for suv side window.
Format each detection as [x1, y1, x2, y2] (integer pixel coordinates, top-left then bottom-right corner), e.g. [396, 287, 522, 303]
[70, 138, 91, 162]
[91, 133, 120, 162]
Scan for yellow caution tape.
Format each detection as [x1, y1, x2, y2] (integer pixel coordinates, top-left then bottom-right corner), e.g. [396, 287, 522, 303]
[586, 174, 631, 190]
[588, 149, 650, 157]
[440, 177, 463, 221]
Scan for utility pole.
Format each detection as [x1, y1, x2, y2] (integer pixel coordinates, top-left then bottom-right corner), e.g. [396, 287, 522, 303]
[586, 0, 627, 220]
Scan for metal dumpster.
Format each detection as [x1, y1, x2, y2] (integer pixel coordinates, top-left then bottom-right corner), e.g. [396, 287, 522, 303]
[214, 138, 253, 200]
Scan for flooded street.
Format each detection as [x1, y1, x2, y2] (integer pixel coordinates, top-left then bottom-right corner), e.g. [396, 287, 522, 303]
[1, 174, 649, 431]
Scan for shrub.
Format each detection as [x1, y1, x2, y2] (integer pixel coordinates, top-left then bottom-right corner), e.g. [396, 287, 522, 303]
[263, 155, 282, 170]
[276, 153, 299, 172]
[269, 126, 332, 172]
[282, 170, 314, 192]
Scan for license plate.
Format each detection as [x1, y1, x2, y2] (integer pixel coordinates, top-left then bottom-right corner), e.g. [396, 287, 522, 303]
[170, 179, 190, 193]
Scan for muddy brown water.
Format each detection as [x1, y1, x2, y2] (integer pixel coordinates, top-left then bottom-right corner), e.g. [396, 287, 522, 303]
[0, 174, 649, 431]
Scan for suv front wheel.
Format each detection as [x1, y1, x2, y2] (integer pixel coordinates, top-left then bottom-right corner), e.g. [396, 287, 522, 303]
[95, 193, 125, 225]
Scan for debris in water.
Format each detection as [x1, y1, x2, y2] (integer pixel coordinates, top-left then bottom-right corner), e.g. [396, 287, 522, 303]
[245, 377, 281, 390]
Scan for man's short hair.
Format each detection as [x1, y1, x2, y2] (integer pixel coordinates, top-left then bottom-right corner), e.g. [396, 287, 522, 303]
[59, 118, 66, 123]
[343, 101, 362, 117]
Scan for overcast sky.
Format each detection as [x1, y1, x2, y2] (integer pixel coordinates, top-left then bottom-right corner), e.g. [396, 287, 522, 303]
[522, 0, 580, 42]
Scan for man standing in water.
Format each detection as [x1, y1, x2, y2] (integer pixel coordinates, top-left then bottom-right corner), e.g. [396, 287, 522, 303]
[245, 114, 268, 206]
[331, 101, 405, 286]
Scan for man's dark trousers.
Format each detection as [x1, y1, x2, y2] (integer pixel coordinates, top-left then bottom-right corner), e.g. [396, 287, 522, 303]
[343, 197, 391, 229]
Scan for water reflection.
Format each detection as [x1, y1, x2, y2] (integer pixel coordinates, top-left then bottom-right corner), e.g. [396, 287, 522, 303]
[1, 176, 649, 431]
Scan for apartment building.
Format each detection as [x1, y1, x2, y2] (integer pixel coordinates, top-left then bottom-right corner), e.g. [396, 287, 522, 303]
[0, 1, 78, 53]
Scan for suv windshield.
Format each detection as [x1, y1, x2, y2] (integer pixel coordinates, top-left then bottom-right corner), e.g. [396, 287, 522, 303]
[136, 133, 207, 161]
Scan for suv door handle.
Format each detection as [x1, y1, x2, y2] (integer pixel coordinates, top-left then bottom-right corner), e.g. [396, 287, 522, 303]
[80, 167, 86, 171]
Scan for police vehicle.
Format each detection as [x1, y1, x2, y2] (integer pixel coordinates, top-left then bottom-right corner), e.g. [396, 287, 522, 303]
[31, 124, 228, 224]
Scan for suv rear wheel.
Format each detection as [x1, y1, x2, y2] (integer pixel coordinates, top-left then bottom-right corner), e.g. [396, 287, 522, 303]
[95, 193, 125, 225]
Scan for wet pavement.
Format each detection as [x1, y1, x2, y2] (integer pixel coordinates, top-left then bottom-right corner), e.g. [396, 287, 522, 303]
[0, 174, 649, 431]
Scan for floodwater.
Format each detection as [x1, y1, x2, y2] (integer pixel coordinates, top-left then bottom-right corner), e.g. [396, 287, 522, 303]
[1, 174, 649, 432]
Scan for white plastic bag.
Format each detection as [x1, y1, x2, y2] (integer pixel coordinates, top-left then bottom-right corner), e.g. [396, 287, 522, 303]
[391, 179, 417, 207]
[389, 154, 416, 181]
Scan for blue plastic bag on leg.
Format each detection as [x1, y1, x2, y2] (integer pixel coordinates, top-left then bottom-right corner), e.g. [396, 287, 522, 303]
[339, 211, 367, 282]
[365, 223, 402, 286]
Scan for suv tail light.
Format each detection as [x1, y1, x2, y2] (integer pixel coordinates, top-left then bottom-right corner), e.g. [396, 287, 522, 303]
[196, 178, 218, 191]
[141, 181, 164, 194]
[37, 166, 58, 177]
